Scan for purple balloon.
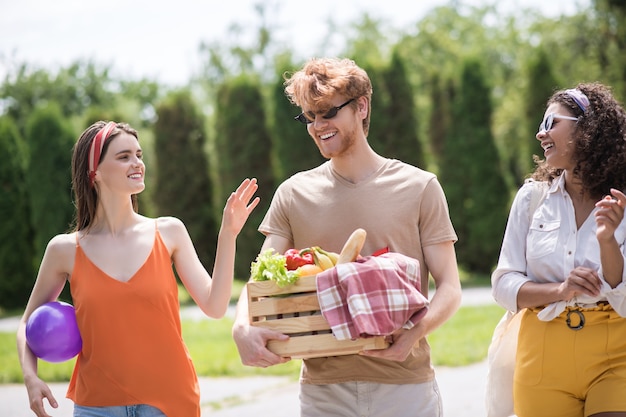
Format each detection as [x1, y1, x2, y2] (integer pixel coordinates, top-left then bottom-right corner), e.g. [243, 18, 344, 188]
[26, 301, 82, 363]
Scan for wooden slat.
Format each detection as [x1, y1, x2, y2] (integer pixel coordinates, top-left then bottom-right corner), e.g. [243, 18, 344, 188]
[267, 334, 389, 359]
[249, 293, 320, 317]
[246, 274, 389, 358]
[247, 275, 317, 298]
[251, 314, 330, 333]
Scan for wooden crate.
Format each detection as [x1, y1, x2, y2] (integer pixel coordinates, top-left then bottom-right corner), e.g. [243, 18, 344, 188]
[247, 275, 389, 359]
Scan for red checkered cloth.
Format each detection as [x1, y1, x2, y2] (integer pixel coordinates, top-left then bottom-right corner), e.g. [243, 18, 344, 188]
[316, 252, 429, 341]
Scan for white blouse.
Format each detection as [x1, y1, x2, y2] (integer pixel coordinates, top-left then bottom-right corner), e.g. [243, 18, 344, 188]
[491, 175, 626, 320]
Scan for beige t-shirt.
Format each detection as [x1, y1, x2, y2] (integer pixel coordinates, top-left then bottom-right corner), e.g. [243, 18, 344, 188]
[259, 159, 457, 384]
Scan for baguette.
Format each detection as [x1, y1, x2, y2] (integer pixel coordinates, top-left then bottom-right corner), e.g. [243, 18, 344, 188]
[337, 228, 367, 264]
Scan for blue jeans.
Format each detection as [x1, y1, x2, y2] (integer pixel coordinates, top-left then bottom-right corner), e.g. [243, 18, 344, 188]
[74, 404, 166, 417]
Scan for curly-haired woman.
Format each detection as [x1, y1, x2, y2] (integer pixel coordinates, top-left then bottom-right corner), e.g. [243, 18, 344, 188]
[492, 82, 626, 417]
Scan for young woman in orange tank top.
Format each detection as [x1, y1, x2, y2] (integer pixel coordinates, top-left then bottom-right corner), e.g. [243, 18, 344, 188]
[16, 121, 259, 417]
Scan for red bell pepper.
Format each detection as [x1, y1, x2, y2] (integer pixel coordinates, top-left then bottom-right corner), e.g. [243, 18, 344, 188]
[284, 248, 314, 270]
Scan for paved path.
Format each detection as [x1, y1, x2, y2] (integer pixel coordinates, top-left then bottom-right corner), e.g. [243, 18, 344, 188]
[1, 287, 495, 416]
[1, 363, 489, 417]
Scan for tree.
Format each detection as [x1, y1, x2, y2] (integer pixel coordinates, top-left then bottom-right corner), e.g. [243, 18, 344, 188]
[153, 90, 218, 271]
[0, 116, 35, 309]
[343, 12, 392, 64]
[270, 59, 325, 182]
[361, 60, 389, 154]
[379, 49, 424, 168]
[214, 76, 275, 279]
[24, 103, 75, 263]
[527, 8, 620, 95]
[520, 47, 561, 181]
[194, 1, 283, 100]
[440, 58, 510, 273]
[427, 73, 454, 165]
[1, 61, 117, 135]
[593, 0, 626, 100]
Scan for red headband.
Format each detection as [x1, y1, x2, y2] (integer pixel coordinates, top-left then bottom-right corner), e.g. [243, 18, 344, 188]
[88, 122, 117, 187]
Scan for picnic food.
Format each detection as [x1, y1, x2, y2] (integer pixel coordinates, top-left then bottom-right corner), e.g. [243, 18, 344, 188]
[250, 249, 300, 287]
[246, 273, 389, 358]
[337, 228, 367, 264]
[284, 248, 314, 270]
[314, 247, 339, 265]
[296, 263, 324, 276]
[250, 229, 367, 287]
[301, 246, 339, 271]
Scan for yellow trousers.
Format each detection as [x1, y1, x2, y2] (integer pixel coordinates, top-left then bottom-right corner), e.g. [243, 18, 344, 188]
[515, 305, 626, 417]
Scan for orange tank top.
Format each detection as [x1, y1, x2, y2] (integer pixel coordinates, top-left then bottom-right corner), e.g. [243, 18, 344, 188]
[66, 222, 200, 417]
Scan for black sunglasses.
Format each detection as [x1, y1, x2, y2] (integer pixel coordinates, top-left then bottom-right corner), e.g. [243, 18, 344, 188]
[294, 99, 355, 125]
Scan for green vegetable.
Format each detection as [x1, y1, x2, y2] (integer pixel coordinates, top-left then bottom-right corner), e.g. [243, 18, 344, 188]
[250, 248, 300, 287]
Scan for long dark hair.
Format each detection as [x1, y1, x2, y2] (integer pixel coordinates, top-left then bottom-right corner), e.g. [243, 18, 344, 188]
[70, 121, 139, 232]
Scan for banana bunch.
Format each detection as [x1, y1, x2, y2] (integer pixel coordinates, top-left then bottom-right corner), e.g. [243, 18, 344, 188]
[297, 229, 367, 272]
[301, 246, 339, 271]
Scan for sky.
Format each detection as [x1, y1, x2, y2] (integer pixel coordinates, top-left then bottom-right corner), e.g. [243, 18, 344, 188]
[1, 0, 588, 87]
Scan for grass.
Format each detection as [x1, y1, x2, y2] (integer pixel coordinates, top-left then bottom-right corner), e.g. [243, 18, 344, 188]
[429, 304, 504, 366]
[0, 301, 504, 384]
[176, 280, 247, 307]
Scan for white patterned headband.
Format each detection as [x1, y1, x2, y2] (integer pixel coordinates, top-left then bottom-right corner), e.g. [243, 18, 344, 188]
[565, 89, 589, 112]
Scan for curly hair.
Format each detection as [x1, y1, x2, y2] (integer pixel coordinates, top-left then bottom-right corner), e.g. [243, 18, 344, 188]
[531, 82, 626, 199]
[283, 57, 373, 135]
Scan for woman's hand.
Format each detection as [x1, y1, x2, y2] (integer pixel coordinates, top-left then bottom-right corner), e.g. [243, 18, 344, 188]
[221, 178, 260, 236]
[595, 188, 626, 288]
[558, 266, 601, 300]
[24, 375, 57, 417]
[595, 188, 626, 242]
